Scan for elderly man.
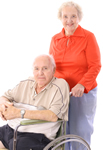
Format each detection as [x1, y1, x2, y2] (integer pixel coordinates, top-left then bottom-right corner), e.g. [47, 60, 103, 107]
[0, 54, 70, 150]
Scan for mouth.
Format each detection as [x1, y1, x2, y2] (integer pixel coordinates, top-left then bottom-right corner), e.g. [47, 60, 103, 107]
[38, 77, 45, 80]
[67, 23, 74, 27]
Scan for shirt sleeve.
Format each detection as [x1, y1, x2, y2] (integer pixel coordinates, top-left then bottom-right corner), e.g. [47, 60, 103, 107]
[49, 37, 54, 54]
[49, 79, 70, 121]
[3, 84, 19, 102]
[79, 32, 101, 92]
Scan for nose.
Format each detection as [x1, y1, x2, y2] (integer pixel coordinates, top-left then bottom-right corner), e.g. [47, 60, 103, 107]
[67, 17, 72, 23]
[38, 69, 44, 75]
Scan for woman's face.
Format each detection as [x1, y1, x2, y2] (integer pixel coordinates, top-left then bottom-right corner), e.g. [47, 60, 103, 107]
[61, 6, 80, 36]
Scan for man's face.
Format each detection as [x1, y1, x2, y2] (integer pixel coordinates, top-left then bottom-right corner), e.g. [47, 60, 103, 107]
[33, 56, 54, 88]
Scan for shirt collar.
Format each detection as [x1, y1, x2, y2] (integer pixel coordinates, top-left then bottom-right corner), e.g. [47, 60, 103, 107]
[31, 77, 56, 91]
[44, 77, 56, 90]
[55, 25, 85, 40]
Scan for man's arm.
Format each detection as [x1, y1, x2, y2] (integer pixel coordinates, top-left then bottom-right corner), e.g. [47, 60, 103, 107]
[25, 109, 58, 122]
[0, 96, 10, 104]
[2, 102, 58, 122]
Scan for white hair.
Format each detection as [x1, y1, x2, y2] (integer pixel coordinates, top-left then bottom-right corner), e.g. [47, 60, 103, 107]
[33, 54, 56, 71]
[58, 1, 83, 21]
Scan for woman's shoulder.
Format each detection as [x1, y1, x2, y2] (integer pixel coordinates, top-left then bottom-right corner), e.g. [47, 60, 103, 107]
[81, 26, 95, 37]
[52, 32, 61, 39]
[51, 28, 64, 40]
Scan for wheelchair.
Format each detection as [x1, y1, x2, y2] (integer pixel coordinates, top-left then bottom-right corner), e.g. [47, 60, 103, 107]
[0, 93, 91, 150]
[0, 118, 91, 150]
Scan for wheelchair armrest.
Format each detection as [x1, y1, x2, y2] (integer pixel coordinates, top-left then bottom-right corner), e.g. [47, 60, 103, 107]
[20, 118, 63, 126]
[20, 119, 50, 125]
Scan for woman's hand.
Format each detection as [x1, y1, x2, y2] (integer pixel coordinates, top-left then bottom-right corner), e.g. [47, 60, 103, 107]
[71, 84, 85, 97]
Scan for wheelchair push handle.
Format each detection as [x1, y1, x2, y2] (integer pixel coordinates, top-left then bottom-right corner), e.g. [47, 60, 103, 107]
[69, 92, 72, 96]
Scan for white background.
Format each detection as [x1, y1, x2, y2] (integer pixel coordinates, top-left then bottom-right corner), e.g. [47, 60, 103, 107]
[0, 0, 103, 149]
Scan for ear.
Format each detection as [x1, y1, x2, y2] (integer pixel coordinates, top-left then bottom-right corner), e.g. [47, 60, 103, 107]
[53, 67, 56, 74]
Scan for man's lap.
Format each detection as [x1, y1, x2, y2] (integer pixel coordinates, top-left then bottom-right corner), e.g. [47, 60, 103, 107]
[0, 124, 51, 150]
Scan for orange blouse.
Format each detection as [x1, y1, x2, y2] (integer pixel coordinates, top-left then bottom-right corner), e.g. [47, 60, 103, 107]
[49, 25, 101, 93]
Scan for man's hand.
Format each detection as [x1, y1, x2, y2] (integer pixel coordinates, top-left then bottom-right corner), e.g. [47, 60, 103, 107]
[71, 84, 85, 97]
[1, 102, 20, 120]
[0, 99, 13, 121]
[0, 96, 12, 112]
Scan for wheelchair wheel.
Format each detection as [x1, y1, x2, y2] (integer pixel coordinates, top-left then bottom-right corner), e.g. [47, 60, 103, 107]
[43, 134, 91, 150]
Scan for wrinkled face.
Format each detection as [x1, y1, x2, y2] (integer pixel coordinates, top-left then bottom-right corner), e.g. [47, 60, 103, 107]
[61, 6, 80, 35]
[33, 56, 54, 88]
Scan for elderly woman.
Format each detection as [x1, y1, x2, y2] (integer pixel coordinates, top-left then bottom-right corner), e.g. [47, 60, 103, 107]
[49, 1, 101, 149]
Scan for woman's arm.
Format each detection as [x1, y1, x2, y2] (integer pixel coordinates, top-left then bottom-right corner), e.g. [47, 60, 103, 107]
[78, 32, 101, 93]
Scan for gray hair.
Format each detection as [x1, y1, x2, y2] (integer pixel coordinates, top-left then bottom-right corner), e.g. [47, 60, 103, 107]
[58, 1, 83, 21]
[33, 54, 56, 72]
[47, 54, 56, 71]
